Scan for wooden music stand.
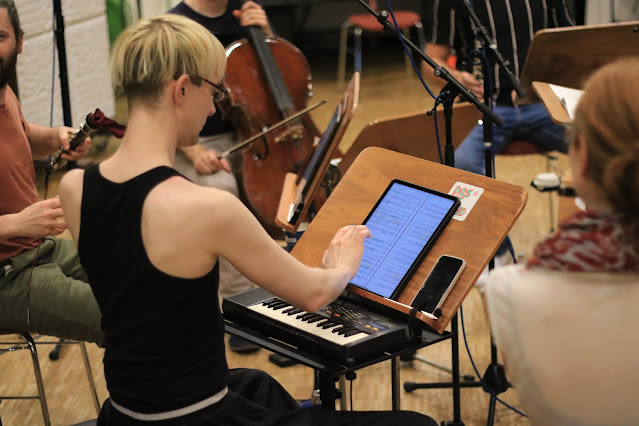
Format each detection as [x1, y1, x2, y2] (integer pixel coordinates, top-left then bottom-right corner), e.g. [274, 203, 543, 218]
[290, 147, 527, 334]
[275, 72, 360, 233]
[519, 20, 639, 103]
[531, 81, 573, 124]
[339, 102, 481, 173]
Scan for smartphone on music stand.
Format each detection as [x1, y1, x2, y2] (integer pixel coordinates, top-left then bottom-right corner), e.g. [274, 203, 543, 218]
[411, 255, 466, 318]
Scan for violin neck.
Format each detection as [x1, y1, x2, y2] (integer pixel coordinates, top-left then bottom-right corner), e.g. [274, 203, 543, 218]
[244, 24, 296, 116]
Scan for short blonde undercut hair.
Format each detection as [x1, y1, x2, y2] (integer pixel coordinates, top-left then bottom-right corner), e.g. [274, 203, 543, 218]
[110, 13, 226, 105]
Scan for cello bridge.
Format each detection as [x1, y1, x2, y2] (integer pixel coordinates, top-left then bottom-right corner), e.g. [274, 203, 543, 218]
[274, 124, 304, 143]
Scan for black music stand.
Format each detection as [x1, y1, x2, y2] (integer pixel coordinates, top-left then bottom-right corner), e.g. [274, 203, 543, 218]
[235, 146, 527, 416]
[275, 72, 360, 233]
[224, 319, 450, 410]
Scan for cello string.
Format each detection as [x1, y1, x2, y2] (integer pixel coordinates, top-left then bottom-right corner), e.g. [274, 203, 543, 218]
[246, 25, 293, 112]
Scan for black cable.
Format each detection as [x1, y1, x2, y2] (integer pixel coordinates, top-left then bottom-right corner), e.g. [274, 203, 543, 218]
[459, 305, 528, 418]
[384, 0, 445, 164]
[349, 378, 353, 411]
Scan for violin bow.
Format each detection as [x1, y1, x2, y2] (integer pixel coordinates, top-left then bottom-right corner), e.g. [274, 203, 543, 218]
[218, 100, 327, 159]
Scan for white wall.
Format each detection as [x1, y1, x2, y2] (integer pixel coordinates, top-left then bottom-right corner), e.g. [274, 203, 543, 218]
[586, 0, 639, 24]
[15, 0, 115, 128]
[139, 0, 178, 18]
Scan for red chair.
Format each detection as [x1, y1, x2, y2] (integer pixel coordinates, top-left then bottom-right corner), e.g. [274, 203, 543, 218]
[337, 0, 425, 89]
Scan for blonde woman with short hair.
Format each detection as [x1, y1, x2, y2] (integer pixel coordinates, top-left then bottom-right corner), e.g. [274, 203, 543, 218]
[60, 14, 436, 425]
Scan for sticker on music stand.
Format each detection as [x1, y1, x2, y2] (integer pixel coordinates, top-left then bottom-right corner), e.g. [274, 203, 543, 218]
[449, 182, 484, 221]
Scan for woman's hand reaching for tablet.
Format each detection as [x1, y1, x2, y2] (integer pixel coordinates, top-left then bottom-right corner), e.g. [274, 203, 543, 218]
[321, 225, 372, 280]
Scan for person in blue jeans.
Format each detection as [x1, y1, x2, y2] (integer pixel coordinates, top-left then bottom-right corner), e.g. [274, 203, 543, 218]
[455, 104, 568, 176]
[424, 0, 574, 256]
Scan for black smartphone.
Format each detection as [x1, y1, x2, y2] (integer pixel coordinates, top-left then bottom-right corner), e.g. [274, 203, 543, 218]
[411, 255, 466, 317]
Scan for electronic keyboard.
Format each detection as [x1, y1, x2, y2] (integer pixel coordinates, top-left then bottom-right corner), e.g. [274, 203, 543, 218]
[223, 287, 410, 364]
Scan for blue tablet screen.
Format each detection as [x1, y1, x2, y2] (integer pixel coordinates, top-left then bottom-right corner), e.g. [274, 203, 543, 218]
[350, 180, 459, 299]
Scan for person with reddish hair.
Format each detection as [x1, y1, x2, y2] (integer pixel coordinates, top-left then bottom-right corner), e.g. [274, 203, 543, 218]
[486, 58, 639, 424]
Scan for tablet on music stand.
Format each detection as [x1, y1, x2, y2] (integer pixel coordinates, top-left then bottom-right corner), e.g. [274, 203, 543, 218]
[349, 179, 460, 301]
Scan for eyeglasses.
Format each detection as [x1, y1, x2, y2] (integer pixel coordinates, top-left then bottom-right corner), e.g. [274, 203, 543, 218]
[190, 75, 228, 102]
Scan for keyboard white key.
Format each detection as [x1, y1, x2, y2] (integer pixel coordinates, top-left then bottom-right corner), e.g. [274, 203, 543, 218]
[249, 301, 370, 346]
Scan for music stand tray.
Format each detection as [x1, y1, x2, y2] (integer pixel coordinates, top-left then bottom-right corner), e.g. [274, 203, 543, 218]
[519, 20, 639, 103]
[339, 102, 481, 173]
[531, 81, 573, 124]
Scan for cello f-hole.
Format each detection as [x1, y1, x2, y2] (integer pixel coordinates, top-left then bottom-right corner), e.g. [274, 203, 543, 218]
[253, 137, 270, 161]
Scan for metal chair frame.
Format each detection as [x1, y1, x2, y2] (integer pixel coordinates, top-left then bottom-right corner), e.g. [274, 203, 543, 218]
[337, 16, 426, 90]
[0, 331, 100, 426]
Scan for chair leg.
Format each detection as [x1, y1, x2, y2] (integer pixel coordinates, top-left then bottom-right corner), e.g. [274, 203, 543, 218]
[414, 21, 426, 52]
[337, 22, 351, 90]
[78, 341, 101, 415]
[353, 27, 362, 73]
[21, 333, 51, 426]
[401, 28, 412, 76]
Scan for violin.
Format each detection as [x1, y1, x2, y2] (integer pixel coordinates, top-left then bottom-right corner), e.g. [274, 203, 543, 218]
[221, 1, 323, 236]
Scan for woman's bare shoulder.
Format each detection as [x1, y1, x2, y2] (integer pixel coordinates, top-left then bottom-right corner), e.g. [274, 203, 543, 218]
[145, 176, 245, 227]
[59, 169, 85, 202]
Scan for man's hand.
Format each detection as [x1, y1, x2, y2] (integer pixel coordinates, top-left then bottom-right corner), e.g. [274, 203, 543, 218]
[233, 1, 273, 38]
[14, 196, 67, 238]
[193, 149, 232, 175]
[457, 71, 484, 99]
[58, 126, 91, 161]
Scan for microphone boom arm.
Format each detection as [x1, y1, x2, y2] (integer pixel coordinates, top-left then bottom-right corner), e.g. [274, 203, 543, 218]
[355, 0, 503, 126]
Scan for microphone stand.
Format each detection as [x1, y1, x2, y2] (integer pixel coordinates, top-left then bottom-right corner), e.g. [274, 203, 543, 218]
[53, 0, 72, 128]
[460, 0, 526, 98]
[463, 2, 521, 424]
[48, 0, 74, 363]
[354, 0, 504, 165]
[353, 1, 512, 425]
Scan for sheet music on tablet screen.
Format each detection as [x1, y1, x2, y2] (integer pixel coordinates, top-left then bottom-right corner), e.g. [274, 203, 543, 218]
[350, 181, 458, 299]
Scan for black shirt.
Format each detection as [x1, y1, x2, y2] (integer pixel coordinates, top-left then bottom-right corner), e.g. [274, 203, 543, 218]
[79, 165, 228, 413]
[429, 0, 574, 105]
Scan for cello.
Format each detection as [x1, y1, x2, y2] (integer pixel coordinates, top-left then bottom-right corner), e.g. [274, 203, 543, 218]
[221, 1, 323, 235]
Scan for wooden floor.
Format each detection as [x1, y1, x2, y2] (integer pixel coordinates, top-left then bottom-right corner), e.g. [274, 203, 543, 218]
[0, 46, 568, 425]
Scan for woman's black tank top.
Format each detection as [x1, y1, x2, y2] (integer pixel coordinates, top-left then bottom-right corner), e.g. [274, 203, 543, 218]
[79, 164, 229, 413]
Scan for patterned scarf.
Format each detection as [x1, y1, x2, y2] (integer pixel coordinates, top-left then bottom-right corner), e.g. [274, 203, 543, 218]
[527, 210, 639, 273]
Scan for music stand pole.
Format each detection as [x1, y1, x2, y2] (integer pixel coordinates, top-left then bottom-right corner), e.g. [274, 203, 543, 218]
[470, 3, 516, 423]
[49, 0, 73, 363]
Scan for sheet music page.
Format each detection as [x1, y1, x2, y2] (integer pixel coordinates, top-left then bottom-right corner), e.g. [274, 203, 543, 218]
[549, 84, 584, 120]
[351, 182, 456, 298]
